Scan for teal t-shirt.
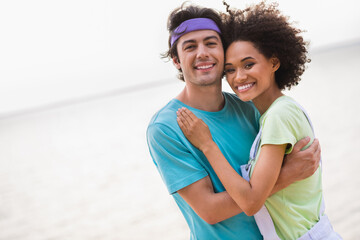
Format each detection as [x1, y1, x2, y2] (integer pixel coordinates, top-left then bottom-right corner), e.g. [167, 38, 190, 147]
[147, 92, 262, 240]
[250, 96, 322, 240]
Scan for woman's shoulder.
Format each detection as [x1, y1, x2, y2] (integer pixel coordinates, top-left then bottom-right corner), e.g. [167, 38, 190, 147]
[267, 96, 303, 117]
[261, 96, 309, 129]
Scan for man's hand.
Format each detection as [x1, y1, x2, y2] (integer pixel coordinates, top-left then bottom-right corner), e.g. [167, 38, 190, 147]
[271, 137, 321, 194]
[283, 137, 321, 181]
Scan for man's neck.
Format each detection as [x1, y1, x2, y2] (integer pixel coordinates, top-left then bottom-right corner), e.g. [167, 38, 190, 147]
[176, 84, 225, 112]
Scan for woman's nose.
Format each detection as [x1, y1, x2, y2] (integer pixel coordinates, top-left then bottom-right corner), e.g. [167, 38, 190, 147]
[234, 70, 247, 82]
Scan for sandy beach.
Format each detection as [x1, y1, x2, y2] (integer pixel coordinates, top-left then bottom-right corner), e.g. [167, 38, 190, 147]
[0, 43, 359, 239]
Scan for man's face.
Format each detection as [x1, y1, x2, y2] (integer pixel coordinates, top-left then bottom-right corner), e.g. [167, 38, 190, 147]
[173, 30, 224, 87]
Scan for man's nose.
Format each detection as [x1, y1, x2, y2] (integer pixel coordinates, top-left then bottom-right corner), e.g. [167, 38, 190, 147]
[196, 44, 209, 59]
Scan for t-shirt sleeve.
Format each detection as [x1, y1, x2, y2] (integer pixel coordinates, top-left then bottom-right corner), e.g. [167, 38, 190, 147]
[260, 104, 300, 154]
[147, 123, 208, 194]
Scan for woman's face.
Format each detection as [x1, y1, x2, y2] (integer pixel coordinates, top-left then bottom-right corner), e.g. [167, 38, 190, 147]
[224, 41, 279, 103]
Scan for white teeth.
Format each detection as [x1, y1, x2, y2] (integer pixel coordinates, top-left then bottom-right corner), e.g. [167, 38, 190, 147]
[196, 65, 213, 70]
[238, 83, 254, 91]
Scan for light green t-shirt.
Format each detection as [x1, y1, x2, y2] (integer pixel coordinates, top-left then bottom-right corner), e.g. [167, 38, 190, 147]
[249, 95, 322, 240]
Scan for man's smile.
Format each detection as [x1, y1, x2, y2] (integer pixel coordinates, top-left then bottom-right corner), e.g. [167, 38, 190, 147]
[194, 63, 216, 71]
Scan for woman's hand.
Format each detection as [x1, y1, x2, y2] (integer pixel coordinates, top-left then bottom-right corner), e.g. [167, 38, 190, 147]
[176, 107, 214, 151]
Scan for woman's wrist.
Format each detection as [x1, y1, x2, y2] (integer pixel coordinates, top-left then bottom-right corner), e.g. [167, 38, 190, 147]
[200, 140, 216, 153]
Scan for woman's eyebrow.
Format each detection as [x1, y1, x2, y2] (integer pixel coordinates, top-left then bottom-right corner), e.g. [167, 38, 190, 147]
[241, 56, 254, 62]
[225, 56, 255, 66]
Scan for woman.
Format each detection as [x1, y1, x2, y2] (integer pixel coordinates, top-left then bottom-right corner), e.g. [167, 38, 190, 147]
[176, 2, 341, 239]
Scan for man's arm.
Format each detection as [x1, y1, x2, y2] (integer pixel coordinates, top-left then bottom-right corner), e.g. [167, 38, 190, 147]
[147, 122, 243, 225]
[177, 176, 242, 225]
[271, 137, 321, 195]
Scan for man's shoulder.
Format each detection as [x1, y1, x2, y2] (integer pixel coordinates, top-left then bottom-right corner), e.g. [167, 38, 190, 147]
[147, 99, 181, 134]
[149, 99, 181, 125]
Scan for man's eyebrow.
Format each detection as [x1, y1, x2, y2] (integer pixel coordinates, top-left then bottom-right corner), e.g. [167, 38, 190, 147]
[181, 35, 220, 48]
[204, 35, 220, 42]
[182, 39, 196, 48]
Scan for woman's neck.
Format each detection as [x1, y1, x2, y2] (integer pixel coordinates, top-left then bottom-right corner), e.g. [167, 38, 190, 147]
[252, 88, 284, 115]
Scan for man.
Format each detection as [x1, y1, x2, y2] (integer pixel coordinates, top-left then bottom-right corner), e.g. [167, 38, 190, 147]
[147, 4, 320, 239]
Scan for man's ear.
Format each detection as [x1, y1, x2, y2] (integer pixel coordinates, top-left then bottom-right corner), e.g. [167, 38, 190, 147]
[271, 57, 280, 72]
[172, 57, 181, 70]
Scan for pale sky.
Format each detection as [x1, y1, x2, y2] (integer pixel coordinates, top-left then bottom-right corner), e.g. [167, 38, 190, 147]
[0, 0, 359, 114]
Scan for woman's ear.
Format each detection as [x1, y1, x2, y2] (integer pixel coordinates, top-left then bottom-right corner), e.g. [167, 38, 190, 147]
[172, 57, 181, 70]
[271, 57, 280, 72]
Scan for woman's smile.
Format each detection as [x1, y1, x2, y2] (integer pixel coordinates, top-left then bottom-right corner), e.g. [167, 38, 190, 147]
[237, 82, 255, 93]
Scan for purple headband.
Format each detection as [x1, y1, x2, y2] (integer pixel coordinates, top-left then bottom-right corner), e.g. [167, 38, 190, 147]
[170, 18, 221, 46]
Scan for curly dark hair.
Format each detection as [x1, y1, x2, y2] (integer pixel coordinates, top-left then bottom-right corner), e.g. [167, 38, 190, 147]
[222, 1, 310, 90]
[161, 3, 225, 81]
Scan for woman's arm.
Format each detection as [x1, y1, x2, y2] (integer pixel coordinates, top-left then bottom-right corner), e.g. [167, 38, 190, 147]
[201, 141, 286, 216]
[177, 176, 243, 224]
[177, 108, 286, 215]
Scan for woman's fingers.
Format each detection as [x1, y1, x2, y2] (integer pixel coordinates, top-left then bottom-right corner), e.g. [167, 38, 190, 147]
[177, 107, 207, 136]
[176, 108, 190, 133]
[177, 115, 186, 131]
[180, 108, 194, 123]
[177, 112, 189, 129]
[183, 108, 197, 121]
[177, 108, 193, 126]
